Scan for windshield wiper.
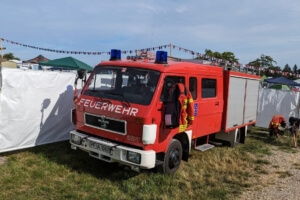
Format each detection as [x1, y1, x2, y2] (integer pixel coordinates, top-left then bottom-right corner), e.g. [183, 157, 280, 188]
[104, 91, 131, 107]
[86, 89, 104, 100]
[86, 89, 114, 104]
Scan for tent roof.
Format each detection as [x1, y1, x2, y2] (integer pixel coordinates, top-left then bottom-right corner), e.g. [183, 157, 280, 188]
[25, 55, 49, 63]
[39, 56, 93, 71]
[264, 76, 300, 86]
[260, 75, 267, 81]
[269, 84, 290, 90]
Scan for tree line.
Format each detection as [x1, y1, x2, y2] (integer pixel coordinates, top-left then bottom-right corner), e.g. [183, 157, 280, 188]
[195, 49, 298, 79]
[2, 51, 298, 79]
[2, 53, 20, 61]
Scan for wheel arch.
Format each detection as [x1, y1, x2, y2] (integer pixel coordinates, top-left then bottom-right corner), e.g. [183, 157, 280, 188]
[174, 131, 191, 162]
[156, 131, 192, 164]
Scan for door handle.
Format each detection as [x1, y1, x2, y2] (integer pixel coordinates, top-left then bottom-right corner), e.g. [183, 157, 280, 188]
[215, 102, 219, 106]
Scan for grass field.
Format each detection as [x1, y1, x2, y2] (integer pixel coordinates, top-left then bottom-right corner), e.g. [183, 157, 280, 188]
[0, 127, 295, 200]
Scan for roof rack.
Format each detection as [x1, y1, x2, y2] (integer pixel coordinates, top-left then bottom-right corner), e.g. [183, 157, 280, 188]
[170, 58, 257, 75]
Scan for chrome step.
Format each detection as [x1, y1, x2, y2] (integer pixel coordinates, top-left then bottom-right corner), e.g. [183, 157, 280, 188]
[194, 144, 215, 152]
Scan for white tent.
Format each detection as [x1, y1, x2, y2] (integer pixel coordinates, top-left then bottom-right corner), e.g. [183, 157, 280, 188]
[0, 68, 83, 153]
[256, 87, 300, 128]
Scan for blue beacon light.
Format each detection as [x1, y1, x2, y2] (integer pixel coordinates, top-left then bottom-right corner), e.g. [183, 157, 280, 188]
[110, 49, 121, 61]
[155, 51, 168, 64]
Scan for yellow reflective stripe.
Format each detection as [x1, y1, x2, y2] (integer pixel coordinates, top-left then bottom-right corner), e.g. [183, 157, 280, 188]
[179, 124, 187, 132]
[184, 100, 187, 105]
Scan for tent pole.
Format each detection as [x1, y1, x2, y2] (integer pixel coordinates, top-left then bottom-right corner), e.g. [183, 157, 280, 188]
[0, 38, 3, 59]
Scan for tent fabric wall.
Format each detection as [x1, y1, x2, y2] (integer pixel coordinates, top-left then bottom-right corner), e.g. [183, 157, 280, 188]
[256, 88, 300, 128]
[0, 68, 83, 153]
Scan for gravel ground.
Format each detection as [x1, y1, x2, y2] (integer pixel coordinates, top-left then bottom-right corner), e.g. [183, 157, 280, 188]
[238, 146, 300, 200]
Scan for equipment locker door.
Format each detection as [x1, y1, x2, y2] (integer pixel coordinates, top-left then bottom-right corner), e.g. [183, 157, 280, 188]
[244, 79, 259, 124]
[225, 76, 247, 129]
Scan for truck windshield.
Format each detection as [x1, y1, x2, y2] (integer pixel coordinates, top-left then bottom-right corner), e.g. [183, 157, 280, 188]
[83, 66, 160, 105]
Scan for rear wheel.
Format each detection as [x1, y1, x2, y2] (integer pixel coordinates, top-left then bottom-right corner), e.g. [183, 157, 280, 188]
[158, 139, 182, 174]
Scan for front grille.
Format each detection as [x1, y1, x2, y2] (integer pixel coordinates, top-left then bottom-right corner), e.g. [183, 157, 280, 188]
[85, 113, 126, 135]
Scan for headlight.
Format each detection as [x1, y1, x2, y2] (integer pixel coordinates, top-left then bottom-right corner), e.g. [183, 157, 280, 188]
[127, 151, 141, 164]
[71, 134, 82, 145]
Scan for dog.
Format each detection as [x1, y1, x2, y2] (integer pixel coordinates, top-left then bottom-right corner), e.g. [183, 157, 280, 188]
[289, 117, 300, 148]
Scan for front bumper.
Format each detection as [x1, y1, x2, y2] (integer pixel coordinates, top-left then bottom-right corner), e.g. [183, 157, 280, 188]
[70, 130, 156, 169]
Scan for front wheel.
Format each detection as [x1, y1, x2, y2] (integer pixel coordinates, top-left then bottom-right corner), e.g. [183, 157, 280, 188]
[158, 139, 182, 174]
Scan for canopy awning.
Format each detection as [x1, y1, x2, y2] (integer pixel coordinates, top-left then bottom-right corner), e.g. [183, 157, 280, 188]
[264, 77, 300, 86]
[39, 56, 93, 71]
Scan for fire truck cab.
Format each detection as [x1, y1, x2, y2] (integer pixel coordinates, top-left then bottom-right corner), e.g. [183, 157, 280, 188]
[70, 50, 260, 174]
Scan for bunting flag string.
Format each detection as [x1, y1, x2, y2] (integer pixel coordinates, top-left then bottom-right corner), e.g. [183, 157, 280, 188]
[1, 37, 298, 78]
[1, 38, 109, 55]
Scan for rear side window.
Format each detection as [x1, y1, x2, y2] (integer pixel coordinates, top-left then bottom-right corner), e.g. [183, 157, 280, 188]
[202, 78, 216, 98]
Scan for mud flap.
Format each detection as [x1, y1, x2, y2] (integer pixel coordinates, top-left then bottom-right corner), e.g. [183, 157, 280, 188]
[240, 126, 247, 144]
[215, 129, 241, 147]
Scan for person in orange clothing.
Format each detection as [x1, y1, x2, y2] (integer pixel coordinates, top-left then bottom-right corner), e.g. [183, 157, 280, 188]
[268, 114, 286, 137]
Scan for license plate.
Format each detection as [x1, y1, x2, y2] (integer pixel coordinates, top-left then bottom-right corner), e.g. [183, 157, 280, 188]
[89, 141, 111, 154]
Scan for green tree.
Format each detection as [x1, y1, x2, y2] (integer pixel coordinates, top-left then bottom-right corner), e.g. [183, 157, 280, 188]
[196, 49, 239, 64]
[248, 54, 277, 76]
[266, 66, 281, 77]
[293, 64, 298, 74]
[212, 51, 222, 59]
[3, 53, 20, 60]
[221, 51, 238, 63]
[262, 55, 277, 68]
[282, 64, 291, 72]
[282, 64, 294, 79]
[204, 49, 213, 57]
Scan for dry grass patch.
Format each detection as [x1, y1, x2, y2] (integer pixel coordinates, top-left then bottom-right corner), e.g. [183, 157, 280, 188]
[293, 162, 300, 170]
[276, 171, 293, 178]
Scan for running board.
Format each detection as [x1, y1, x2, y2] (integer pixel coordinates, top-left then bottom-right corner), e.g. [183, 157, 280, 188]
[194, 144, 215, 152]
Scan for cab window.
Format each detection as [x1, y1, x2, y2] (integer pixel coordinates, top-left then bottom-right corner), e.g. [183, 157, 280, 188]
[160, 76, 185, 102]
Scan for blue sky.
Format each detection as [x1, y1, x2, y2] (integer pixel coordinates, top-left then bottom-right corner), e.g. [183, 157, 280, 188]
[1, 0, 300, 69]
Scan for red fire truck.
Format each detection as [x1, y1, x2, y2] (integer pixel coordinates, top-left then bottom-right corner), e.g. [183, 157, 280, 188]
[70, 50, 260, 174]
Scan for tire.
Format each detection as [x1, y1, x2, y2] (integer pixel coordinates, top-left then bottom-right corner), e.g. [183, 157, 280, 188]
[158, 139, 182, 175]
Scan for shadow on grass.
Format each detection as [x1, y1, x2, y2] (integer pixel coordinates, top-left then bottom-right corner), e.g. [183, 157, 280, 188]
[2, 140, 145, 181]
